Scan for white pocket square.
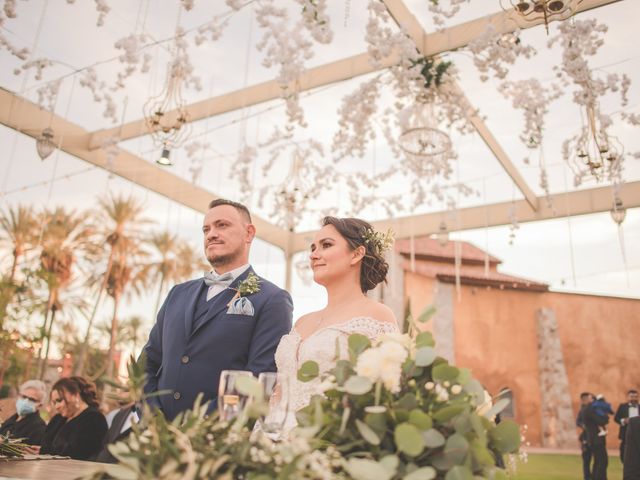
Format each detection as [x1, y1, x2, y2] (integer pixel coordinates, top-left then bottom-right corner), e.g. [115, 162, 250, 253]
[227, 297, 255, 316]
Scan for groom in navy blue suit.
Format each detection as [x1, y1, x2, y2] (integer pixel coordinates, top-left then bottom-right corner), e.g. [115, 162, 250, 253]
[142, 199, 293, 421]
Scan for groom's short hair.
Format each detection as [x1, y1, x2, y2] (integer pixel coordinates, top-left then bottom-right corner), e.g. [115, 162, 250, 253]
[208, 198, 252, 224]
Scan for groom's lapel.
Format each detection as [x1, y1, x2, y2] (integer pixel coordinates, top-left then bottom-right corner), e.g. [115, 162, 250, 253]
[189, 267, 256, 339]
[184, 280, 205, 336]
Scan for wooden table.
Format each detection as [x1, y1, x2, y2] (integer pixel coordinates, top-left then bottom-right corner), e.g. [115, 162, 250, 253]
[0, 458, 108, 479]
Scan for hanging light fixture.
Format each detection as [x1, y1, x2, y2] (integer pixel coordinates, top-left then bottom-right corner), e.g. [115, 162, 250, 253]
[398, 101, 453, 177]
[610, 196, 626, 225]
[565, 103, 623, 185]
[144, 29, 192, 166]
[500, 0, 583, 33]
[436, 221, 449, 246]
[36, 128, 56, 160]
[156, 143, 173, 166]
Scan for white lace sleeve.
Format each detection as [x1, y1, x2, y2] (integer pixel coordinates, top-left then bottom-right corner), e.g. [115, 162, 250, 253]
[335, 316, 400, 340]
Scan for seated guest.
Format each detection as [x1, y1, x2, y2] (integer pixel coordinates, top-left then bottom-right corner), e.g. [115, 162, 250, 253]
[40, 376, 107, 460]
[94, 402, 138, 463]
[0, 380, 47, 445]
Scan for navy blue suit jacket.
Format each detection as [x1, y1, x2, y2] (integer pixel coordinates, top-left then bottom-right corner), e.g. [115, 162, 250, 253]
[142, 267, 293, 421]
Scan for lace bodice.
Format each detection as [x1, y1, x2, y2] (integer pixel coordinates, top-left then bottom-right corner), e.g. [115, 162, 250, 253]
[275, 316, 399, 429]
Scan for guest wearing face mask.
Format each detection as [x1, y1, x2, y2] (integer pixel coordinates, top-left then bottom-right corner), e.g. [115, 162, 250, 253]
[0, 380, 47, 445]
[39, 376, 107, 461]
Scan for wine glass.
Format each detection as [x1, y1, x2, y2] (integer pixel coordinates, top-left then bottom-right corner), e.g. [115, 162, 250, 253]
[218, 370, 254, 422]
[257, 372, 290, 439]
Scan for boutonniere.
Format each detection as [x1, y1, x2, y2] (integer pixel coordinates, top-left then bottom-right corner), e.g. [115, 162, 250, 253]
[227, 273, 261, 315]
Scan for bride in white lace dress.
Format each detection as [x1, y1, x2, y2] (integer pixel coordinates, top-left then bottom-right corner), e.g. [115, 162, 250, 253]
[273, 216, 399, 432]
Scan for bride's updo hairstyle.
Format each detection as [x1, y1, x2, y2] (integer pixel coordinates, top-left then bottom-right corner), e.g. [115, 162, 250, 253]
[322, 216, 390, 293]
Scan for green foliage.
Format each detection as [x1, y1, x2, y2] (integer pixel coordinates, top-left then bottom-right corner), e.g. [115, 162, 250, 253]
[411, 57, 454, 90]
[295, 306, 520, 479]
[0, 434, 29, 458]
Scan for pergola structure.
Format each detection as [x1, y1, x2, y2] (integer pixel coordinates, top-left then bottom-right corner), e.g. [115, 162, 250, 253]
[1, 0, 637, 290]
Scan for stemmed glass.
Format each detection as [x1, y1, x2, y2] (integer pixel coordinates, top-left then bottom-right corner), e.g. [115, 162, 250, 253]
[218, 370, 254, 422]
[257, 372, 290, 439]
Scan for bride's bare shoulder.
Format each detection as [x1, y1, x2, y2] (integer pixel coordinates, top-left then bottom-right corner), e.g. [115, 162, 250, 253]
[362, 299, 398, 326]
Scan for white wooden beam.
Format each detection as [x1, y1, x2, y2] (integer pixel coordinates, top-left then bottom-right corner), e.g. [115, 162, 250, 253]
[381, 0, 539, 210]
[87, 0, 620, 149]
[291, 181, 640, 252]
[0, 87, 291, 251]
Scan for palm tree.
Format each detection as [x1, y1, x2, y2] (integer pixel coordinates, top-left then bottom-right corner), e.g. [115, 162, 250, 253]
[0, 205, 39, 328]
[75, 194, 148, 375]
[105, 236, 150, 381]
[147, 232, 205, 318]
[0, 205, 39, 282]
[37, 207, 93, 378]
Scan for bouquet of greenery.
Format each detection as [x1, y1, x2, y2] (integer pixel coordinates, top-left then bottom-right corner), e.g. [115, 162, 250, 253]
[295, 309, 520, 480]
[87, 356, 344, 480]
[0, 433, 29, 459]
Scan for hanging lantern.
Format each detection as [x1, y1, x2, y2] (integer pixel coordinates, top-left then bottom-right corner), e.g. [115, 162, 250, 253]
[436, 221, 449, 246]
[398, 101, 453, 177]
[36, 128, 56, 160]
[500, 0, 583, 33]
[610, 196, 626, 225]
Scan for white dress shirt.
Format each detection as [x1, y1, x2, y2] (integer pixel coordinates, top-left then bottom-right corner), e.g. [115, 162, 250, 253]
[206, 264, 250, 301]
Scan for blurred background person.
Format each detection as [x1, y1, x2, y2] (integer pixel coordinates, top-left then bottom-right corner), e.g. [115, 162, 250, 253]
[615, 389, 639, 463]
[40, 376, 107, 461]
[0, 379, 47, 445]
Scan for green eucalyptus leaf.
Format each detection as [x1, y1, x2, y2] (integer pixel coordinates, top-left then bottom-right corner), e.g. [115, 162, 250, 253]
[344, 375, 373, 395]
[456, 368, 472, 386]
[235, 376, 262, 398]
[483, 398, 510, 420]
[423, 428, 446, 448]
[417, 305, 436, 323]
[462, 379, 485, 406]
[444, 466, 474, 480]
[395, 423, 425, 457]
[396, 393, 418, 410]
[489, 419, 521, 453]
[404, 466, 437, 480]
[432, 364, 460, 382]
[415, 331, 435, 348]
[469, 438, 495, 466]
[348, 333, 371, 359]
[409, 409, 433, 430]
[379, 455, 399, 475]
[297, 360, 319, 382]
[415, 347, 437, 367]
[356, 418, 381, 445]
[345, 458, 394, 480]
[433, 405, 466, 423]
[444, 433, 469, 464]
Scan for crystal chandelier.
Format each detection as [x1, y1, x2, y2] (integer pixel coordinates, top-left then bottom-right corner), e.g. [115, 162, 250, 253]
[565, 104, 623, 185]
[398, 101, 453, 176]
[35, 128, 55, 160]
[143, 36, 192, 163]
[500, 0, 583, 33]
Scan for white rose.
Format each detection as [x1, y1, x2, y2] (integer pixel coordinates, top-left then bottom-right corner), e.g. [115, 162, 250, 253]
[356, 348, 383, 383]
[379, 341, 408, 364]
[380, 363, 402, 393]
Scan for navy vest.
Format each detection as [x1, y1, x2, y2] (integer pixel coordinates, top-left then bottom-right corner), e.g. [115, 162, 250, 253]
[191, 282, 214, 332]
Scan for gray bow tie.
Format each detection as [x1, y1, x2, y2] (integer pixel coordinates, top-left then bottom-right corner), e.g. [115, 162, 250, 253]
[203, 272, 234, 287]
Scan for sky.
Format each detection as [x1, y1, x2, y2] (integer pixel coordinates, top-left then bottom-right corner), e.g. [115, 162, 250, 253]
[0, 0, 638, 354]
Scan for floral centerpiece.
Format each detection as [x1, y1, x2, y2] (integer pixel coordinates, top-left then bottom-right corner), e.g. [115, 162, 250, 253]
[0, 434, 29, 459]
[295, 309, 520, 480]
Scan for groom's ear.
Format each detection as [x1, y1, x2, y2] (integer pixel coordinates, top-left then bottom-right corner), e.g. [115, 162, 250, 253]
[350, 245, 365, 265]
[245, 223, 256, 243]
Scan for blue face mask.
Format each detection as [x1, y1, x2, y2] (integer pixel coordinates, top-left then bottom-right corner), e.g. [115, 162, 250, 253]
[16, 397, 37, 416]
